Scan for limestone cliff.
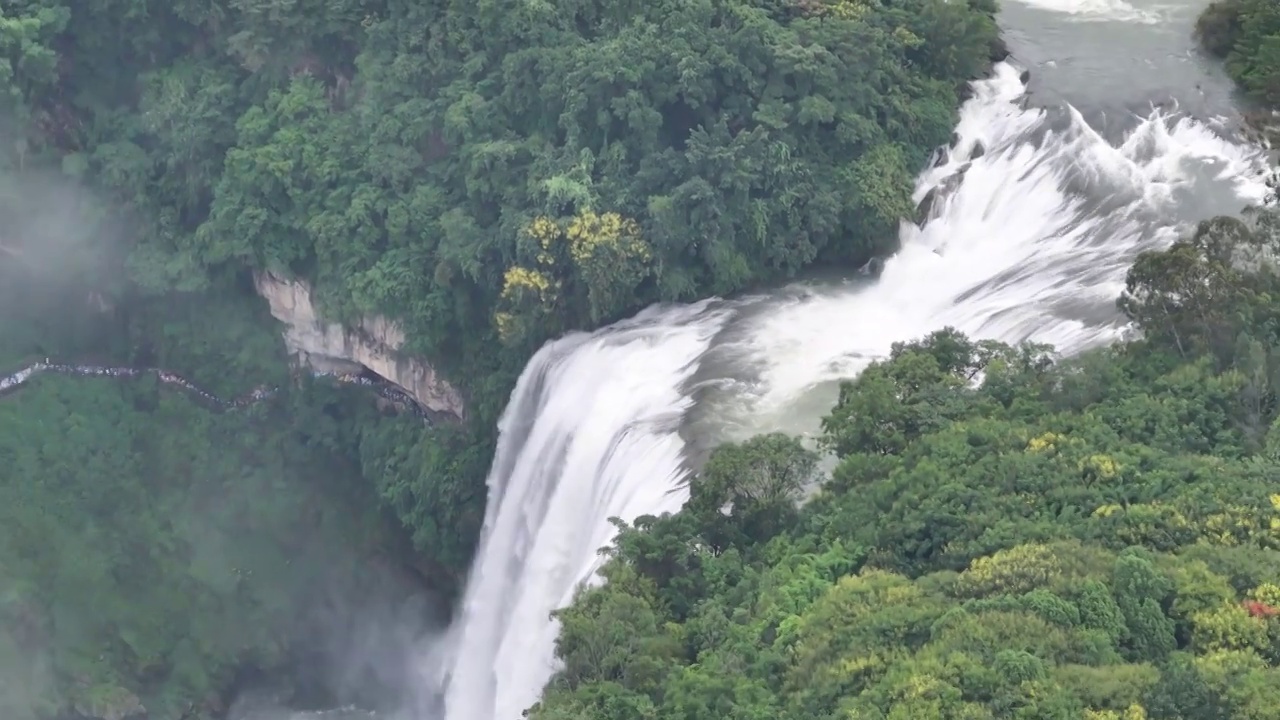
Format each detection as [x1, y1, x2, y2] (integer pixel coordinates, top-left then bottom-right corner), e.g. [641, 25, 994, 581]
[253, 271, 465, 420]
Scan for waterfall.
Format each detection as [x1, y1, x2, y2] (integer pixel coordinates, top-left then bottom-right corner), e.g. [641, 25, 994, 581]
[437, 300, 732, 720]
[429, 59, 1271, 720]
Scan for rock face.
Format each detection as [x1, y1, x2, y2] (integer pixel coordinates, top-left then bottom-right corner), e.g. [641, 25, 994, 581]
[72, 683, 144, 720]
[1243, 109, 1280, 151]
[254, 271, 465, 420]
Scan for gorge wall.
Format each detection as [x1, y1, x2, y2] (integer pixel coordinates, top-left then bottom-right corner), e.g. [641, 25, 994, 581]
[254, 271, 465, 420]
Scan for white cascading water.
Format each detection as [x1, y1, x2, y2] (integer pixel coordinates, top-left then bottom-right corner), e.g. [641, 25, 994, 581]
[726, 62, 1270, 429]
[435, 300, 733, 720]
[1007, 0, 1161, 23]
[430, 58, 1270, 720]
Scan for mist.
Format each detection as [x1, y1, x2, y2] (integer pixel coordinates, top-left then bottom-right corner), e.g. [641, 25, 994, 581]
[0, 148, 451, 720]
[0, 156, 125, 720]
[224, 557, 450, 720]
[0, 162, 128, 363]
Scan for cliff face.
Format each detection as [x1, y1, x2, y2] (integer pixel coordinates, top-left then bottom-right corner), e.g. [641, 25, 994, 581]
[254, 271, 465, 420]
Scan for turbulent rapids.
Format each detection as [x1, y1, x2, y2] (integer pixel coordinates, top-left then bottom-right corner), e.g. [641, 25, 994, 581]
[0, 360, 433, 419]
[423, 54, 1273, 720]
[6, 13, 1271, 719]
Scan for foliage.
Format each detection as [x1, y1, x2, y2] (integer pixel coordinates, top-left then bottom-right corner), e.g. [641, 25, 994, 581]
[0, 0, 999, 404]
[0, 2, 1004, 713]
[1196, 0, 1280, 105]
[1, 220, 439, 718]
[0, 372, 419, 720]
[355, 412, 491, 584]
[1, 0, 1004, 714]
[529, 207, 1280, 720]
[0, 0, 1002, 635]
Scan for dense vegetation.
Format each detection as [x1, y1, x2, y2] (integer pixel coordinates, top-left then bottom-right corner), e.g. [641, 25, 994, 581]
[0, 0, 998, 576]
[0, 0, 1004, 716]
[0, 0, 1004, 598]
[2, 239, 438, 720]
[528, 205, 1280, 719]
[1196, 0, 1280, 106]
[0, 376, 424, 720]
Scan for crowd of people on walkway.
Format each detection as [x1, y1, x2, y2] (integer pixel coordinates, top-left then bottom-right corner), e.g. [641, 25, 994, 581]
[0, 359, 431, 421]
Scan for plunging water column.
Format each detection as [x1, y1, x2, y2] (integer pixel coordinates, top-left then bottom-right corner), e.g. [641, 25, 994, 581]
[428, 57, 1271, 720]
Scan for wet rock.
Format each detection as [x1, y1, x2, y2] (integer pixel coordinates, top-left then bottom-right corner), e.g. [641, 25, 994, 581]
[1242, 109, 1280, 150]
[970, 141, 986, 160]
[1019, 69, 1031, 85]
[916, 186, 943, 224]
[205, 690, 228, 716]
[72, 684, 145, 720]
[989, 37, 1010, 63]
[914, 164, 971, 224]
[858, 256, 886, 278]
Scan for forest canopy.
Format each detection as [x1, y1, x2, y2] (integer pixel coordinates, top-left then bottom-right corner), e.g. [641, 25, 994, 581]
[0, 0, 1015, 716]
[1196, 0, 1280, 106]
[0, 371, 437, 720]
[0, 0, 1001, 389]
[0, 3, 1006, 715]
[527, 206, 1280, 719]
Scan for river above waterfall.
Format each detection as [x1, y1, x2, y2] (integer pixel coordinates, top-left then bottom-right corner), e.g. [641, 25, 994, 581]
[680, 0, 1269, 455]
[1005, 0, 1249, 126]
[220, 2, 1274, 719]
[424, 3, 1272, 720]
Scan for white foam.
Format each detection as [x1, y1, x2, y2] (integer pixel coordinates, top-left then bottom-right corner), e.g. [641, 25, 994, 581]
[434, 301, 731, 720]
[732, 62, 1269, 430]
[425, 60, 1270, 720]
[1006, 0, 1165, 24]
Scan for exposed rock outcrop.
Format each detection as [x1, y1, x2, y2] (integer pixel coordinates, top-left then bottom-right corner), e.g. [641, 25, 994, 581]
[915, 161, 973, 225]
[858, 256, 886, 278]
[72, 682, 144, 720]
[254, 271, 465, 420]
[1242, 109, 1280, 151]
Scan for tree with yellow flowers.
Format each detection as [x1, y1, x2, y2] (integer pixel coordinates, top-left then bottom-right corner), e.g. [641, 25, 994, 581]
[562, 210, 654, 322]
[495, 210, 655, 343]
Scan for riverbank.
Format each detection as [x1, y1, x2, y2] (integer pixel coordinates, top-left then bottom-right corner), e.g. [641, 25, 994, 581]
[1193, 0, 1280, 151]
[429, 0, 1277, 717]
